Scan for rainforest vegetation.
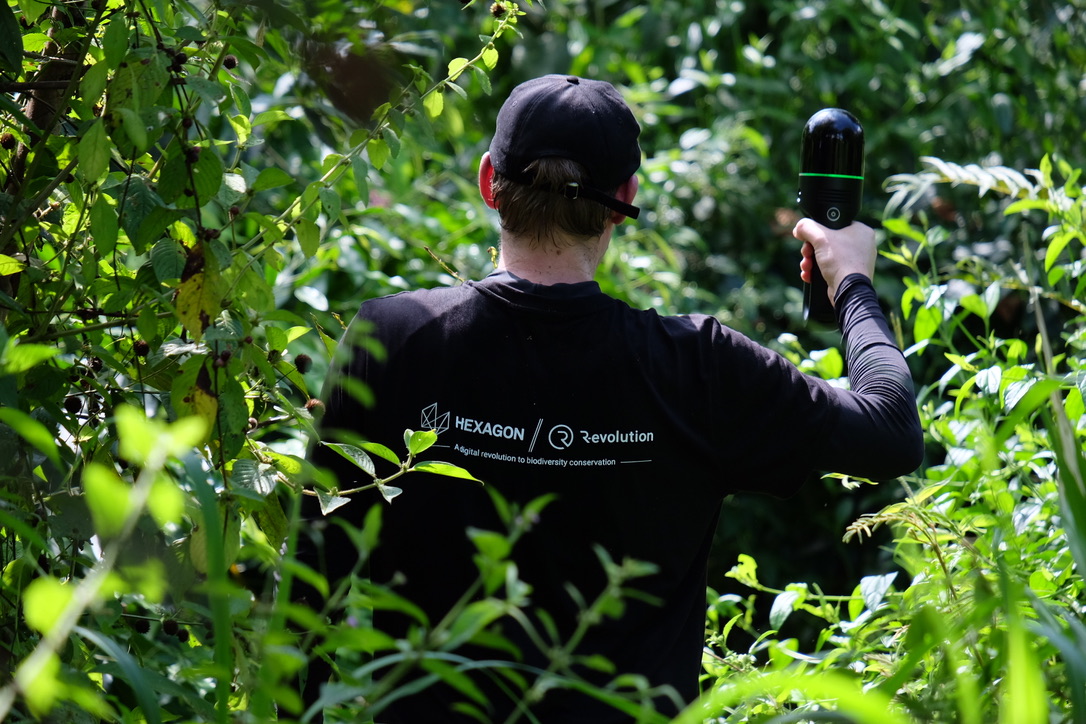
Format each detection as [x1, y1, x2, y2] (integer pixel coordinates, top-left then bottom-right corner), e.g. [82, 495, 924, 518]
[1, 0, 1084, 721]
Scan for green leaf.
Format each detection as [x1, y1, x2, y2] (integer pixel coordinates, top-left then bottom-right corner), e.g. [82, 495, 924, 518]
[0, 407, 59, 467]
[405, 429, 437, 456]
[296, 217, 319, 258]
[0, 253, 25, 276]
[1044, 227, 1074, 272]
[101, 16, 129, 69]
[114, 106, 148, 153]
[359, 441, 400, 466]
[377, 484, 402, 503]
[1001, 610, 1047, 724]
[769, 589, 800, 629]
[423, 90, 444, 119]
[119, 178, 168, 253]
[232, 459, 278, 497]
[351, 156, 370, 205]
[253, 167, 294, 192]
[447, 57, 470, 81]
[80, 61, 109, 105]
[467, 528, 511, 560]
[413, 461, 483, 483]
[147, 476, 185, 529]
[23, 576, 73, 635]
[89, 195, 118, 256]
[75, 626, 162, 724]
[318, 186, 341, 221]
[316, 489, 351, 515]
[108, 49, 169, 112]
[1, 341, 60, 374]
[481, 46, 499, 70]
[156, 151, 190, 204]
[252, 109, 294, 127]
[419, 659, 487, 705]
[150, 237, 186, 281]
[83, 462, 132, 538]
[212, 370, 248, 459]
[368, 137, 390, 170]
[322, 442, 376, 477]
[859, 571, 897, 611]
[189, 148, 224, 202]
[0, 0, 23, 74]
[78, 119, 110, 182]
[122, 404, 207, 463]
[16, 0, 48, 24]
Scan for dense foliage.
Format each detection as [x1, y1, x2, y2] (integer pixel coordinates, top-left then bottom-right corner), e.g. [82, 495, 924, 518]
[0, 0, 1083, 721]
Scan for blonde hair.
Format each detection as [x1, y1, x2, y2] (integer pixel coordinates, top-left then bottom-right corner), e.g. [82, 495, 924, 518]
[491, 157, 614, 247]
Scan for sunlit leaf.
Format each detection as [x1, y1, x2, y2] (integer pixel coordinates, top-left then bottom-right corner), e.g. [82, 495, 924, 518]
[176, 247, 226, 342]
[423, 90, 444, 118]
[368, 137, 390, 170]
[413, 461, 483, 483]
[148, 476, 185, 528]
[83, 462, 132, 538]
[23, 576, 73, 635]
[859, 572, 897, 611]
[405, 429, 437, 455]
[0, 341, 59, 374]
[0, 253, 24, 276]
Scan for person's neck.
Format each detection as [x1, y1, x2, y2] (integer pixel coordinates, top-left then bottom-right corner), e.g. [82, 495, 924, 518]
[497, 231, 609, 285]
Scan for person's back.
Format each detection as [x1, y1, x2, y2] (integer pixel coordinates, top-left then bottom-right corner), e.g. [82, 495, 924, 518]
[305, 74, 923, 722]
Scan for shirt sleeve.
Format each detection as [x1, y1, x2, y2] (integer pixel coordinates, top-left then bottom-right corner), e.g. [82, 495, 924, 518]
[810, 273, 924, 479]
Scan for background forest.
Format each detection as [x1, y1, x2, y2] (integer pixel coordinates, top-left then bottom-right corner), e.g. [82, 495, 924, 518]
[1, 0, 1084, 721]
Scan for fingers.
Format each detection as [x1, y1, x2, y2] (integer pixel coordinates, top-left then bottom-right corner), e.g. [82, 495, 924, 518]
[798, 241, 814, 283]
[791, 219, 877, 295]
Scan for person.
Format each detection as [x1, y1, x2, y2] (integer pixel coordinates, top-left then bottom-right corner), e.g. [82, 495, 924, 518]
[302, 74, 924, 722]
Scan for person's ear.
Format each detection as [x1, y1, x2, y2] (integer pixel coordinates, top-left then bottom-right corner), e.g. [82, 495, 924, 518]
[609, 174, 639, 223]
[479, 153, 497, 209]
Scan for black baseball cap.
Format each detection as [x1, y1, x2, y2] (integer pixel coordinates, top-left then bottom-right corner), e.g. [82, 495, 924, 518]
[489, 75, 642, 219]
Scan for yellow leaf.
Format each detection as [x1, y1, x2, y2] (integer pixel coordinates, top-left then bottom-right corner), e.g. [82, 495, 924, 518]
[175, 245, 225, 341]
[174, 364, 219, 435]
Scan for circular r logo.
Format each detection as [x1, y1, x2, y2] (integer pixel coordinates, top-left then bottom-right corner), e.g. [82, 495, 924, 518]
[548, 424, 574, 450]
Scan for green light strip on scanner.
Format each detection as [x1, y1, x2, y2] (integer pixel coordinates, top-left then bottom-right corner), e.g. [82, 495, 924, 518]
[799, 172, 865, 180]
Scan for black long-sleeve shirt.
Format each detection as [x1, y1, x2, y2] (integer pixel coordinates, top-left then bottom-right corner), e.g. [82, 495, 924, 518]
[305, 270, 923, 722]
